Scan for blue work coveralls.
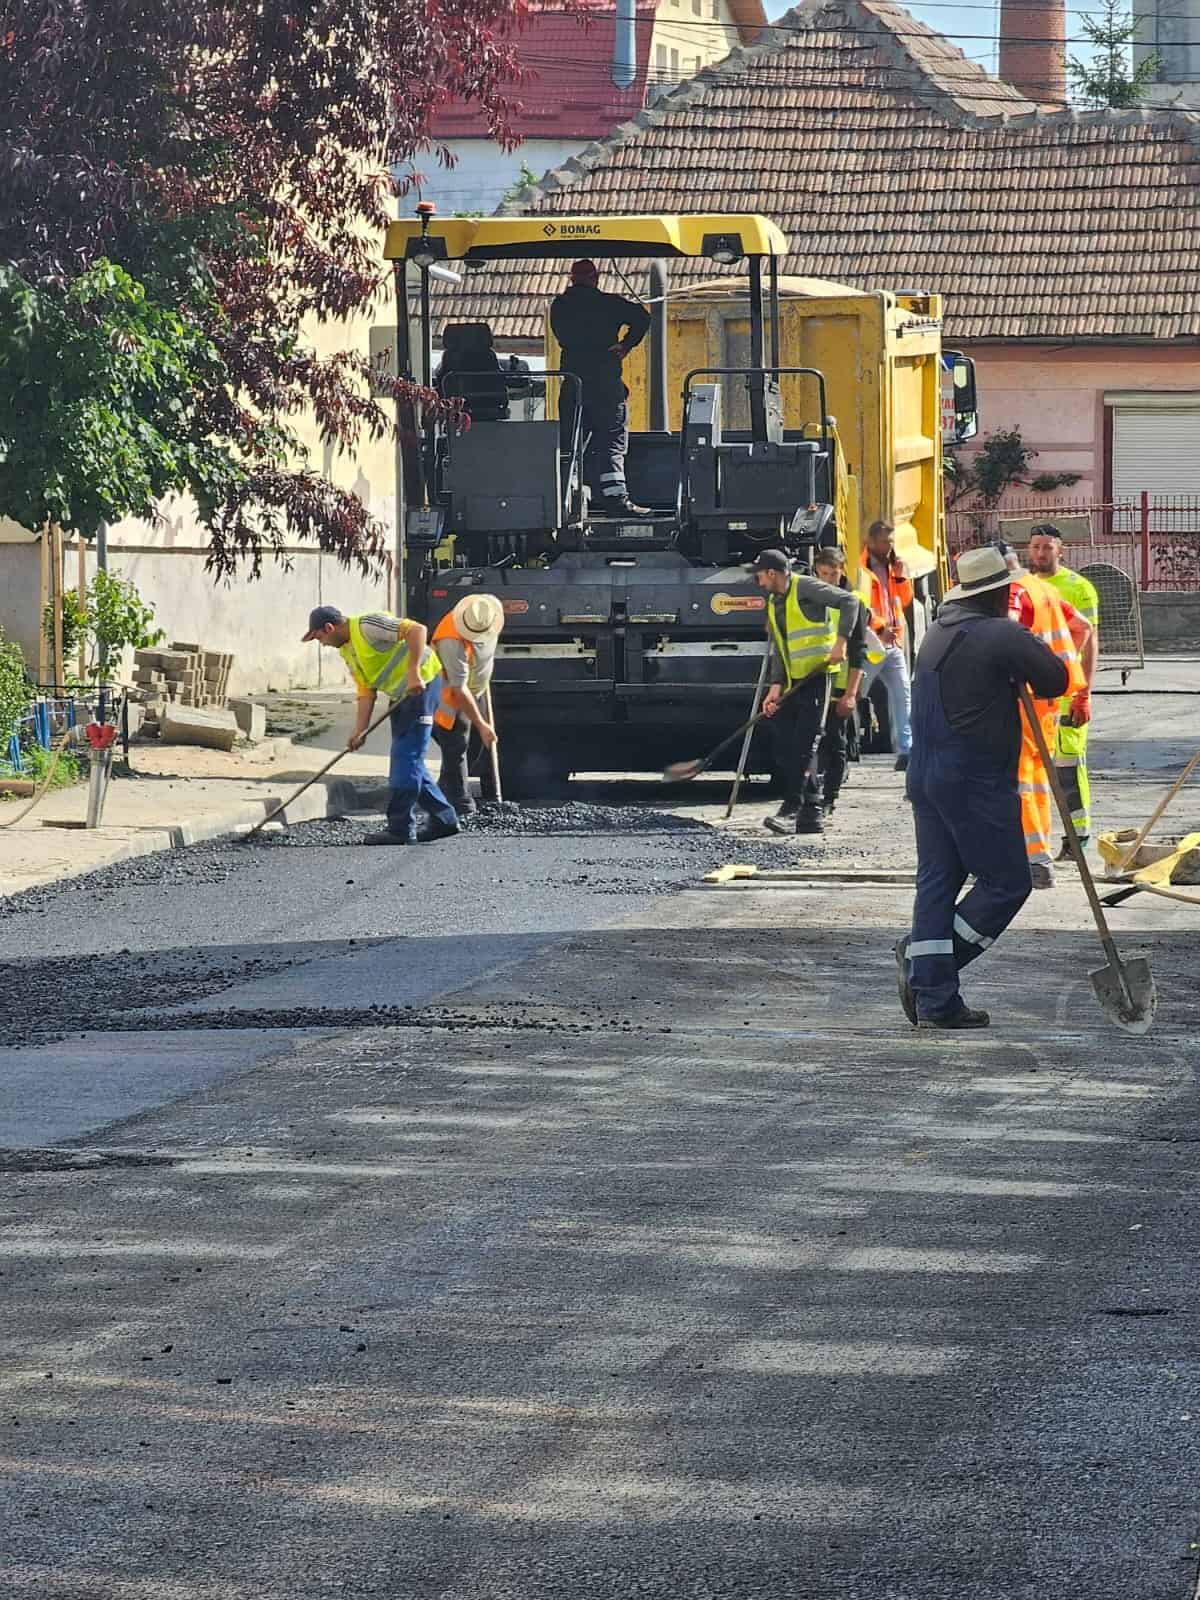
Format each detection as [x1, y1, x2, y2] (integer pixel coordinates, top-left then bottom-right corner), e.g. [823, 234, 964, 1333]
[903, 610, 1064, 1022]
[386, 678, 458, 839]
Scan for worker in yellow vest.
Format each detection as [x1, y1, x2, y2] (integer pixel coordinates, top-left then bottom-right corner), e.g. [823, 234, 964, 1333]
[750, 548, 860, 835]
[1026, 523, 1099, 854]
[431, 594, 504, 815]
[301, 604, 459, 846]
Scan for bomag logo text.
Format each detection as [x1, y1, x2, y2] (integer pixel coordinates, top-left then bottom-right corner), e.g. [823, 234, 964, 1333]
[711, 593, 766, 616]
[543, 223, 602, 238]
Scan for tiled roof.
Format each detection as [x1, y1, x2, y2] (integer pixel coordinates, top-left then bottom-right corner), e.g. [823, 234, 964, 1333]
[428, 0, 766, 144]
[434, 0, 1200, 344]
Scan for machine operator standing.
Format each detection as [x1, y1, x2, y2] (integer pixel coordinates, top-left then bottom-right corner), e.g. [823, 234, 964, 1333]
[550, 259, 651, 517]
[751, 549, 860, 836]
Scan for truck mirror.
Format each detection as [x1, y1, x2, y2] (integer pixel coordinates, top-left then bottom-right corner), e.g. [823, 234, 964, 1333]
[943, 352, 978, 443]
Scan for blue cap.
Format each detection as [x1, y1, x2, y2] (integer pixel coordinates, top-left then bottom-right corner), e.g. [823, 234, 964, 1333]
[302, 605, 344, 641]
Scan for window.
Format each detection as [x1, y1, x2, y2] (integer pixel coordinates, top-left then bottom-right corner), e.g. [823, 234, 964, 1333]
[692, 0, 701, 13]
[711, 0, 720, 15]
[656, 42, 667, 71]
[670, 47, 679, 73]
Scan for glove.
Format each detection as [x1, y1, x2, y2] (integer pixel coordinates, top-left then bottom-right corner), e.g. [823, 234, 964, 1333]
[1069, 689, 1091, 728]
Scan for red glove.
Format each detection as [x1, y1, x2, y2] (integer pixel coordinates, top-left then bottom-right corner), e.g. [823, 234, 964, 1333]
[1069, 689, 1091, 728]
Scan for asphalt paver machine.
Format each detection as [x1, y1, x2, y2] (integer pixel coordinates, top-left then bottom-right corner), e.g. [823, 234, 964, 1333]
[386, 211, 847, 795]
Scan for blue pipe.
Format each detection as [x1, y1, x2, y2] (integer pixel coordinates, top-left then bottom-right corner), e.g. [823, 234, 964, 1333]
[612, 0, 637, 89]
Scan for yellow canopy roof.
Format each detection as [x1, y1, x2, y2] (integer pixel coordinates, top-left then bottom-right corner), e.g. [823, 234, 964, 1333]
[384, 213, 787, 264]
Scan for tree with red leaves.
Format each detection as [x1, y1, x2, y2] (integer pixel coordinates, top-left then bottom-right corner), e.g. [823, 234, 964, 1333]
[0, 0, 535, 575]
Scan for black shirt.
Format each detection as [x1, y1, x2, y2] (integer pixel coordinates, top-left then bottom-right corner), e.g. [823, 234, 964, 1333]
[916, 599, 1069, 766]
[549, 284, 651, 405]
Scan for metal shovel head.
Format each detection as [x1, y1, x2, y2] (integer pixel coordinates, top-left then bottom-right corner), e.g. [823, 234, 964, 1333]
[1090, 956, 1157, 1035]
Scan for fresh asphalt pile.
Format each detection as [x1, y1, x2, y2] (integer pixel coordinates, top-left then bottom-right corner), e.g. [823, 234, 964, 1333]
[0, 798, 826, 1047]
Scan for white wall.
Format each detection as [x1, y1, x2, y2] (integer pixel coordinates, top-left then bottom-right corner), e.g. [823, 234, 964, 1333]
[415, 138, 586, 219]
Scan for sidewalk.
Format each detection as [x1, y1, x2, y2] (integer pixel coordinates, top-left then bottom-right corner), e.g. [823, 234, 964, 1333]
[0, 729, 388, 899]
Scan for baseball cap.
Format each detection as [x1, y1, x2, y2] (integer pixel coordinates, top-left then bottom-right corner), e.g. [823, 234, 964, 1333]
[747, 549, 791, 574]
[1029, 522, 1062, 538]
[301, 605, 345, 641]
[570, 259, 599, 285]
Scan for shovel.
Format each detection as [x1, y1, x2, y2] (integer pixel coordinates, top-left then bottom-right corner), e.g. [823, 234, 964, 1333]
[663, 680, 800, 785]
[723, 653, 769, 818]
[239, 703, 394, 841]
[1018, 683, 1156, 1034]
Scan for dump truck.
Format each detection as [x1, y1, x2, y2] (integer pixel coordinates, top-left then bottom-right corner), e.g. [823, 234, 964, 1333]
[385, 211, 977, 795]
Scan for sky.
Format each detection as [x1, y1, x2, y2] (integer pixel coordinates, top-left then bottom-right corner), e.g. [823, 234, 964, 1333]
[764, 0, 1105, 75]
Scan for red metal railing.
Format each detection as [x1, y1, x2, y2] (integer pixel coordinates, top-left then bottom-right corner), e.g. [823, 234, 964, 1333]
[946, 495, 1200, 592]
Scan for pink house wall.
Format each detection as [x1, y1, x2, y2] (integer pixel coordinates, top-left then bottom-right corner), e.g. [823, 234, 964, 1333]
[956, 343, 1200, 502]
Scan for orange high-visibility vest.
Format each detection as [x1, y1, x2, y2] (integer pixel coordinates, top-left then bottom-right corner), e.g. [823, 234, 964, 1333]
[1016, 575, 1086, 867]
[431, 611, 489, 730]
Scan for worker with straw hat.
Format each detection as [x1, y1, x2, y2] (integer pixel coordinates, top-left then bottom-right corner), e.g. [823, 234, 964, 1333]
[897, 546, 1068, 1030]
[431, 593, 505, 815]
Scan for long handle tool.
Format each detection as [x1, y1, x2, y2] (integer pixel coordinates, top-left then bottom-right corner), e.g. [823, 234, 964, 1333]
[240, 703, 394, 841]
[1018, 682, 1156, 1033]
[663, 681, 800, 785]
[484, 687, 503, 805]
[723, 653, 769, 819]
[1115, 749, 1200, 873]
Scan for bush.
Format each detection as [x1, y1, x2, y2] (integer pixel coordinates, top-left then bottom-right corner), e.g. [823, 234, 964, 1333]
[0, 627, 30, 748]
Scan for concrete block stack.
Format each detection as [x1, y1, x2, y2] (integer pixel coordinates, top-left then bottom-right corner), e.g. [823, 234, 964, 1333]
[132, 641, 244, 745]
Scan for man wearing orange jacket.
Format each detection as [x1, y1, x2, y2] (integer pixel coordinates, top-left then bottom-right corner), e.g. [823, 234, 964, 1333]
[994, 542, 1091, 890]
[431, 594, 504, 816]
[859, 519, 913, 771]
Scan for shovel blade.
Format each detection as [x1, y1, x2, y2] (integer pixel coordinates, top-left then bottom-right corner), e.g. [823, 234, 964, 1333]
[1090, 956, 1157, 1035]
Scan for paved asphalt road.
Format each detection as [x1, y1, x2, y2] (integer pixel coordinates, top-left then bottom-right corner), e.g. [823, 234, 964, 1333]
[2, 682, 1199, 1600]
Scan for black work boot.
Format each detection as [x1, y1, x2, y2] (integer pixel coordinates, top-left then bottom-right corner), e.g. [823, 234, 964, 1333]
[894, 937, 917, 1026]
[364, 827, 417, 846]
[421, 814, 461, 843]
[918, 1005, 990, 1030]
[795, 806, 824, 836]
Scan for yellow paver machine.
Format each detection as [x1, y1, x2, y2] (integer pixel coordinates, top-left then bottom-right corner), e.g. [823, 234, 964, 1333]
[385, 210, 977, 794]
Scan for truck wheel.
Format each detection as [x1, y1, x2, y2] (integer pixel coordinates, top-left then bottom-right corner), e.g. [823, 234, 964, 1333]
[499, 734, 570, 803]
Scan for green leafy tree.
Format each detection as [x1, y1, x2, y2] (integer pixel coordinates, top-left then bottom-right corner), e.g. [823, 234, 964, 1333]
[0, 628, 29, 750]
[946, 427, 1080, 511]
[43, 570, 165, 685]
[1067, 0, 1162, 108]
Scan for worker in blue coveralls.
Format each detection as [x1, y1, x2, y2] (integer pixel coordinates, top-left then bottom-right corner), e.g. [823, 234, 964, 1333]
[896, 547, 1068, 1030]
[301, 605, 460, 846]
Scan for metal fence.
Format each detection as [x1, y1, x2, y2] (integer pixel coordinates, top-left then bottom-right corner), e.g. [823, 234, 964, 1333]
[946, 494, 1200, 593]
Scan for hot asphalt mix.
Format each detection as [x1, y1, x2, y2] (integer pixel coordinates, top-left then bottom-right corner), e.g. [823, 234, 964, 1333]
[1, 735, 1199, 1599]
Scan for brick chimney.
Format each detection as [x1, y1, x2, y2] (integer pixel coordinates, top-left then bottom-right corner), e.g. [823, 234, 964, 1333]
[998, 0, 1067, 109]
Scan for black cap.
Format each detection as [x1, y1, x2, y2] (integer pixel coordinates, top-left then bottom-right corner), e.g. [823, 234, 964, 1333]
[1029, 522, 1061, 538]
[747, 549, 790, 574]
[302, 605, 345, 641]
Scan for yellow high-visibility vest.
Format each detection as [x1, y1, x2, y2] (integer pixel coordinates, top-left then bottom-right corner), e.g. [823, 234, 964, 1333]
[767, 577, 838, 687]
[340, 614, 440, 698]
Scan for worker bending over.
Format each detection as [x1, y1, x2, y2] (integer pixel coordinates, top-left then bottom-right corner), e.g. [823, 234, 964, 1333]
[811, 545, 873, 816]
[750, 548, 860, 836]
[432, 594, 504, 816]
[996, 542, 1091, 889]
[898, 546, 1069, 1029]
[1026, 523, 1100, 855]
[302, 605, 459, 846]
[859, 519, 914, 771]
[550, 259, 651, 517]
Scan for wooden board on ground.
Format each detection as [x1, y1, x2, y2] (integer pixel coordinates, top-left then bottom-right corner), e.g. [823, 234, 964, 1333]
[701, 863, 917, 887]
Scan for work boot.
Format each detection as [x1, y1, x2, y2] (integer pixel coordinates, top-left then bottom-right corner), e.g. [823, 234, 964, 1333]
[795, 806, 824, 836]
[822, 794, 838, 817]
[603, 496, 651, 517]
[894, 937, 917, 1027]
[1056, 835, 1087, 861]
[763, 813, 793, 836]
[1030, 862, 1055, 890]
[364, 827, 417, 846]
[445, 796, 476, 818]
[420, 815, 461, 843]
[917, 1005, 990, 1030]
[894, 753, 910, 773]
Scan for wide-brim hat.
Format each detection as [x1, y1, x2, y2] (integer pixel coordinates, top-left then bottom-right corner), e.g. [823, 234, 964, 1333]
[452, 593, 504, 637]
[943, 546, 1022, 604]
